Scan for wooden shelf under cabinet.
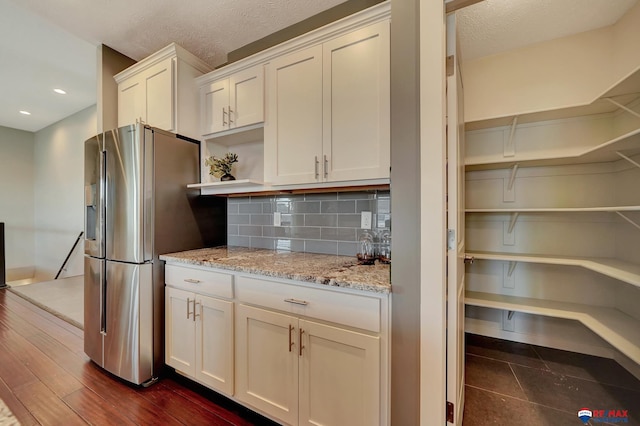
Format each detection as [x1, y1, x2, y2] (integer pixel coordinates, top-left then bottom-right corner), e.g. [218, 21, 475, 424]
[465, 291, 640, 365]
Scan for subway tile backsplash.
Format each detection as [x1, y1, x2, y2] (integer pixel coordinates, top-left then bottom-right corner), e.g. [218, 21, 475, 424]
[227, 190, 391, 256]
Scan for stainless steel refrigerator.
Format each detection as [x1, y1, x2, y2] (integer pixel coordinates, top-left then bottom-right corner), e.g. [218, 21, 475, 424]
[83, 123, 225, 386]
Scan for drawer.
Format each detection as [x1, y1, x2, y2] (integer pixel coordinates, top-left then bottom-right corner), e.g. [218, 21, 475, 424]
[235, 275, 380, 332]
[165, 264, 233, 299]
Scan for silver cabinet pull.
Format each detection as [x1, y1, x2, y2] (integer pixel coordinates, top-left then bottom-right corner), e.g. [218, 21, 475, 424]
[222, 107, 228, 126]
[323, 155, 328, 178]
[284, 298, 309, 306]
[186, 298, 192, 319]
[228, 105, 234, 124]
[184, 278, 201, 284]
[193, 300, 200, 321]
[314, 156, 319, 179]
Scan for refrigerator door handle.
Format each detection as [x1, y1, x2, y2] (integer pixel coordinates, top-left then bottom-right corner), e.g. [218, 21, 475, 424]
[100, 150, 107, 258]
[101, 271, 107, 334]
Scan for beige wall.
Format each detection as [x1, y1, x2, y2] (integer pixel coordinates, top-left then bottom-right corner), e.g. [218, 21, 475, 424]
[463, 1, 640, 122]
[0, 126, 35, 280]
[33, 105, 96, 280]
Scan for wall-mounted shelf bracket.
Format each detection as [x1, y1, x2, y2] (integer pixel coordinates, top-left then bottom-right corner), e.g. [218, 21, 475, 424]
[507, 212, 520, 234]
[503, 261, 517, 288]
[616, 211, 640, 231]
[504, 116, 518, 157]
[616, 152, 640, 170]
[603, 97, 640, 120]
[503, 164, 518, 202]
[508, 164, 519, 191]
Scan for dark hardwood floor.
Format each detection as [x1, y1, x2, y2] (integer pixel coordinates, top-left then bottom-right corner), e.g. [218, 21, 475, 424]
[0, 289, 276, 426]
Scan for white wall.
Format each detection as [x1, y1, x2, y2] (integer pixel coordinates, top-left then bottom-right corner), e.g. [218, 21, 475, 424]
[463, 0, 640, 122]
[33, 105, 96, 280]
[0, 126, 35, 280]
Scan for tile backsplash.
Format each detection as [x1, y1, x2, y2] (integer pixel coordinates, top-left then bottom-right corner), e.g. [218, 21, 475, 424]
[227, 190, 391, 256]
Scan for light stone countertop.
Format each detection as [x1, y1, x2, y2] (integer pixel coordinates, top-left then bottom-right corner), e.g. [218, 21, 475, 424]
[160, 246, 391, 294]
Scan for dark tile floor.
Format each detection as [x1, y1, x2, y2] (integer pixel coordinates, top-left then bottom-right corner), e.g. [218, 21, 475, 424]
[463, 334, 640, 426]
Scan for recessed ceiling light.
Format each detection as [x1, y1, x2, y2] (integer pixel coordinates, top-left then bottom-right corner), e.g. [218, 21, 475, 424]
[19, 110, 31, 115]
[54, 88, 67, 95]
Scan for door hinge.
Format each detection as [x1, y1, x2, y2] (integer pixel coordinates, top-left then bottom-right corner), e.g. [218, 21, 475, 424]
[446, 55, 455, 77]
[446, 401, 454, 423]
[447, 229, 455, 250]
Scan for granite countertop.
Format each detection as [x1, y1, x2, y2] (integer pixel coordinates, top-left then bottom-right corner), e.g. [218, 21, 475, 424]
[160, 246, 391, 294]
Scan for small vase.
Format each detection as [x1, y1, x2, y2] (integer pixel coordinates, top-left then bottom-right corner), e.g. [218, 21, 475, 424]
[220, 173, 236, 181]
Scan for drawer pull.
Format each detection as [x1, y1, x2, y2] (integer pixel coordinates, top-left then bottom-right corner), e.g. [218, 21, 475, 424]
[284, 298, 308, 306]
[184, 278, 201, 284]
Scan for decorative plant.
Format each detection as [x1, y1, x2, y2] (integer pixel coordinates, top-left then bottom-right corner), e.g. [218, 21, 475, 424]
[205, 152, 238, 179]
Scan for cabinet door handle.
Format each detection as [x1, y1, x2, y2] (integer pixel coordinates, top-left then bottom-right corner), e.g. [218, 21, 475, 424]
[228, 105, 234, 124]
[193, 300, 200, 322]
[186, 298, 192, 319]
[314, 156, 319, 179]
[323, 155, 328, 178]
[284, 298, 309, 306]
[289, 324, 294, 352]
[299, 328, 305, 356]
[222, 107, 228, 126]
[184, 278, 201, 284]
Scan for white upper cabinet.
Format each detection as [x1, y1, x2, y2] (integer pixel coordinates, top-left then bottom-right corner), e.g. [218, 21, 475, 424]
[322, 21, 390, 182]
[115, 43, 211, 138]
[265, 20, 390, 186]
[201, 64, 265, 137]
[265, 45, 324, 185]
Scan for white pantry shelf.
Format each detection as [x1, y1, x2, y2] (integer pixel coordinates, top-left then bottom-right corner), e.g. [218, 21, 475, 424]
[466, 126, 640, 171]
[465, 291, 640, 365]
[466, 206, 640, 213]
[467, 251, 640, 288]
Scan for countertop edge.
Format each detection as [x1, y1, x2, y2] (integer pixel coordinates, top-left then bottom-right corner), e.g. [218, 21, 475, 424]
[159, 253, 391, 295]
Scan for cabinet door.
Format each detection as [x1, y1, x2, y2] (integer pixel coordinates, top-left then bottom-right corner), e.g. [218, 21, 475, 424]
[235, 304, 298, 425]
[165, 287, 196, 376]
[118, 74, 145, 127]
[230, 65, 264, 129]
[144, 58, 175, 132]
[322, 21, 390, 182]
[265, 45, 323, 185]
[195, 295, 234, 396]
[298, 320, 380, 426]
[201, 79, 230, 135]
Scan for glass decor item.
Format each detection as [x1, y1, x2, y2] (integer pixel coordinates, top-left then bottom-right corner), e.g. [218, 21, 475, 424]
[378, 230, 391, 264]
[357, 230, 376, 265]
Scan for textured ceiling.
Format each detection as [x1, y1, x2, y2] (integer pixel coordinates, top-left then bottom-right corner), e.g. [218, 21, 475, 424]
[1, 0, 638, 133]
[458, 0, 638, 61]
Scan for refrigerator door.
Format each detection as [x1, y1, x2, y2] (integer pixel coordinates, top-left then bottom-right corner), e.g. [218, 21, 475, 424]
[84, 133, 104, 258]
[104, 124, 152, 263]
[84, 256, 104, 366]
[103, 260, 153, 385]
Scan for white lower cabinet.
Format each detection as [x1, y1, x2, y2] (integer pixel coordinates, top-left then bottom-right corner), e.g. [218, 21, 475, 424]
[165, 287, 234, 396]
[235, 304, 380, 426]
[165, 263, 389, 425]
